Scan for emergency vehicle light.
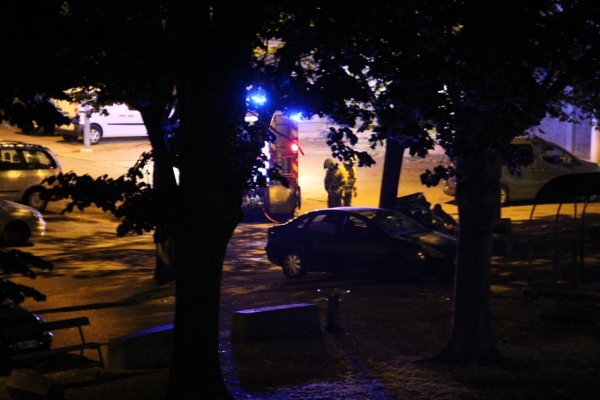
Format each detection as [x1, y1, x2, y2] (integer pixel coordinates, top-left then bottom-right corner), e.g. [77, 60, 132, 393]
[246, 86, 267, 108]
[290, 143, 299, 153]
[245, 112, 258, 122]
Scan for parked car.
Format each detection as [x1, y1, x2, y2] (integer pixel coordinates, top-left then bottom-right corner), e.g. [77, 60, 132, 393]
[0, 141, 62, 211]
[61, 103, 147, 145]
[442, 136, 600, 206]
[265, 207, 457, 282]
[0, 199, 46, 246]
[0, 301, 52, 366]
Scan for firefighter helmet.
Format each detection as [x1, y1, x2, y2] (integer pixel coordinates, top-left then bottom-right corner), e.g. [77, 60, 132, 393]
[324, 158, 337, 169]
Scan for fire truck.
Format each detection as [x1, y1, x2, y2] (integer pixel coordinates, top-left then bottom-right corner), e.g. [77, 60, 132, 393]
[242, 111, 301, 222]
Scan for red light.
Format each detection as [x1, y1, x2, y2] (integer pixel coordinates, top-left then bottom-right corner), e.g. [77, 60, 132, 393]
[291, 143, 299, 153]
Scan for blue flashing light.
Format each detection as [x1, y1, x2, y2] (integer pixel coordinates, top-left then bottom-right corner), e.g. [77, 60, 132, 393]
[247, 86, 267, 109]
[249, 93, 266, 105]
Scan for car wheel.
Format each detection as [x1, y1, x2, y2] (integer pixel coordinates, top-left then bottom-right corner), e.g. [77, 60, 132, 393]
[282, 250, 308, 279]
[500, 185, 509, 207]
[2, 222, 30, 246]
[24, 187, 47, 212]
[89, 123, 103, 145]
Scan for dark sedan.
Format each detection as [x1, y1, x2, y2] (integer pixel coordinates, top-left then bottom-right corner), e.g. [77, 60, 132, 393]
[265, 207, 457, 282]
[0, 301, 52, 366]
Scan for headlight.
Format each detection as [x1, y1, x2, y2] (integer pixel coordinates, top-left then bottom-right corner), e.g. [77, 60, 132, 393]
[31, 212, 42, 221]
[420, 245, 444, 258]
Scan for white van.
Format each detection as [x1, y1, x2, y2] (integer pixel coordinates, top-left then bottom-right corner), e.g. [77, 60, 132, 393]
[61, 103, 147, 145]
[442, 136, 600, 206]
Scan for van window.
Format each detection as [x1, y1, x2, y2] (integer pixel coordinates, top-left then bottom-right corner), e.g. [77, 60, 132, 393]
[538, 143, 578, 166]
[24, 150, 57, 170]
[0, 150, 22, 170]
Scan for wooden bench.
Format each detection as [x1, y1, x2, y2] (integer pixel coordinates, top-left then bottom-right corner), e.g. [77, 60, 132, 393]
[4, 316, 105, 371]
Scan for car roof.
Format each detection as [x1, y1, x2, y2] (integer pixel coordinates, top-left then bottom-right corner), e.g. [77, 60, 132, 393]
[512, 136, 552, 146]
[306, 206, 403, 218]
[0, 140, 48, 149]
[312, 206, 390, 213]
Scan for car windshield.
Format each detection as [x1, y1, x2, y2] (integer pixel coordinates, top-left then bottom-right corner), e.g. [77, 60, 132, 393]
[354, 209, 429, 236]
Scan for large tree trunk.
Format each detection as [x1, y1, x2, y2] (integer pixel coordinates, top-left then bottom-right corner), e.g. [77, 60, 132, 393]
[163, 99, 244, 398]
[166, 215, 239, 399]
[379, 137, 405, 209]
[137, 91, 238, 398]
[162, 4, 247, 396]
[162, 99, 243, 399]
[434, 151, 504, 365]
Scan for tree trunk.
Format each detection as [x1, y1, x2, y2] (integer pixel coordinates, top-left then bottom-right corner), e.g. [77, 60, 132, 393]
[379, 137, 405, 209]
[137, 101, 178, 285]
[434, 151, 504, 365]
[154, 228, 176, 283]
[160, 2, 265, 397]
[162, 102, 243, 398]
[165, 219, 238, 399]
[160, 14, 246, 395]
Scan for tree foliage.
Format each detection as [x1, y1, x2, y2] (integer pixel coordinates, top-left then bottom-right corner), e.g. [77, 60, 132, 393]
[0, 249, 53, 304]
[261, 0, 600, 366]
[2, 1, 600, 398]
[0, 1, 284, 398]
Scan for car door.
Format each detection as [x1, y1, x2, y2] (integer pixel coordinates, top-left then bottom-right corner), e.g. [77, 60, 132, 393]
[0, 149, 26, 202]
[22, 149, 60, 189]
[501, 143, 542, 201]
[339, 215, 389, 275]
[302, 212, 344, 271]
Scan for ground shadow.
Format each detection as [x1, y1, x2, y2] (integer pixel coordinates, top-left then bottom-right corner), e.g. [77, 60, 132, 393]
[231, 332, 350, 391]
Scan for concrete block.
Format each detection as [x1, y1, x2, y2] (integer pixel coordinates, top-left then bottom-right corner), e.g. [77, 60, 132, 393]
[231, 303, 321, 342]
[107, 324, 173, 371]
[6, 369, 63, 400]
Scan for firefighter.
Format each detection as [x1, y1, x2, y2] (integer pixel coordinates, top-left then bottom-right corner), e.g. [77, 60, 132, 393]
[324, 158, 348, 207]
[342, 156, 357, 206]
